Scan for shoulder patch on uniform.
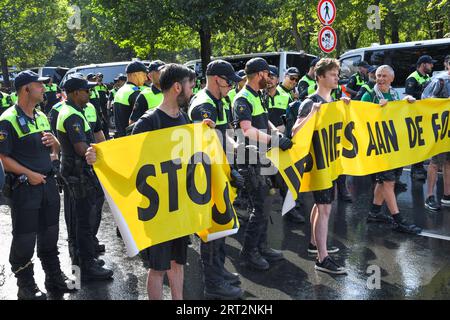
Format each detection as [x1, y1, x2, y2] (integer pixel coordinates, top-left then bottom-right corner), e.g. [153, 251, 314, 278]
[72, 122, 82, 133]
[0, 130, 8, 142]
[132, 86, 140, 91]
[242, 91, 249, 97]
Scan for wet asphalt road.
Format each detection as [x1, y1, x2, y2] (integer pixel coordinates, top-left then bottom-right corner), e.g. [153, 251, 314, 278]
[1, 167, 450, 300]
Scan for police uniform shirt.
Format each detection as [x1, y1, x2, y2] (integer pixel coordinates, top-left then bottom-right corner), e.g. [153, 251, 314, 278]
[354, 82, 375, 101]
[48, 101, 65, 134]
[266, 89, 288, 127]
[297, 74, 317, 101]
[405, 71, 430, 100]
[346, 72, 365, 93]
[130, 85, 162, 123]
[0, 106, 53, 174]
[114, 81, 141, 136]
[297, 93, 332, 119]
[190, 89, 228, 134]
[233, 85, 269, 131]
[57, 102, 95, 158]
[278, 84, 294, 103]
[132, 108, 189, 135]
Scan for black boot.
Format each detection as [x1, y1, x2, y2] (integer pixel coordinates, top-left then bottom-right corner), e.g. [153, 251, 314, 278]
[45, 273, 77, 293]
[15, 263, 46, 300]
[240, 248, 269, 271]
[285, 208, 305, 223]
[18, 284, 47, 300]
[204, 281, 243, 300]
[259, 246, 284, 262]
[81, 260, 113, 281]
[222, 269, 241, 285]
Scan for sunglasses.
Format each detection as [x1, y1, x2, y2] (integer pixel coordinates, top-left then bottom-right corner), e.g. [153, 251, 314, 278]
[219, 76, 234, 87]
[289, 76, 299, 82]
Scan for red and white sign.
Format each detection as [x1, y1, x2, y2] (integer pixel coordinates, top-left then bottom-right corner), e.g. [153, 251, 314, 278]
[317, 0, 336, 26]
[318, 26, 337, 53]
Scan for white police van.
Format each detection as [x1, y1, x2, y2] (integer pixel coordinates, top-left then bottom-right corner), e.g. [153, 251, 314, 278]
[339, 38, 450, 96]
[185, 51, 317, 80]
[61, 60, 151, 86]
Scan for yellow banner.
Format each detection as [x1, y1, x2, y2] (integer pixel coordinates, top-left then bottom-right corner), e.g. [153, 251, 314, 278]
[267, 99, 450, 199]
[93, 123, 238, 256]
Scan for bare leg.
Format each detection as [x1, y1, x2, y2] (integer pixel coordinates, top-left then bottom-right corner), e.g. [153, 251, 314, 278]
[166, 261, 184, 300]
[310, 204, 318, 246]
[373, 183, 385, 206]
[314, 204, 332, 262]
[147, 269, 165, 300]
[380, 181, 399, 215]
[426, 163, 439, 198]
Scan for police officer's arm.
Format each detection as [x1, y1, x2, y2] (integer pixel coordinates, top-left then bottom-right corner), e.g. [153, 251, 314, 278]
[42, 131, 60, 159]
[129, 93, 148, 124]
[297, 81, 310, 101]
[345, 75, 358, 97]
[233, 99, 272, 144]
[64, 114, 91, 157]
[405, 77, 420, 100]
[128, 91, 142, 125]
[0, 121, 47, 184]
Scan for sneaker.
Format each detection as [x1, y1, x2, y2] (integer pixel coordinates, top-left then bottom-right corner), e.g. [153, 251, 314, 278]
[307, 243, 340, 254]
[425, 196, 441, 211]
[314, 256, 347, 275]
[441, 195, 450, 207]
[367, 211, 394, 224]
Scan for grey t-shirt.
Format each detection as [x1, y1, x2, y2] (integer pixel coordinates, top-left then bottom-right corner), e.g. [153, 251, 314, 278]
[297, 93, 333, 119]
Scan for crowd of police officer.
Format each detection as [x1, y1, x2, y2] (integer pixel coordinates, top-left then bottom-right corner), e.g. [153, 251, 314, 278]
[0, 50, 448, 300]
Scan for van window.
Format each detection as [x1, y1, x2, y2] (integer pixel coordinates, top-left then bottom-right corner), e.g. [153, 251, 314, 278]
[286, 54, 315, 77]
[364, 43, 450, 87]
[224, 55, 281, 74]
[340, 55, 362, 80]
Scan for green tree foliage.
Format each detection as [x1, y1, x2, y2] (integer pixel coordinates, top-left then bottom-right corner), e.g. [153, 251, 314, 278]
[0, 0, 69, 87]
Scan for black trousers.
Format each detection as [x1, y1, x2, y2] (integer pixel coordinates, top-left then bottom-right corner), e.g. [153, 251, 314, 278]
[200, 238, 227, 287]
[240, 165, 272, 251]
[9, 177, 61, 286]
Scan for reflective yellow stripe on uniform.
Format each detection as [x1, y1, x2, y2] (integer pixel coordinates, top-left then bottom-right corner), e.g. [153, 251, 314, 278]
[234, 87, 266, 117]
[56, 104, 90, 134]
[140, 87, 163, 110]
[188, 89, 228, 126]
[269, 87, 290, 110]
[407, 71, 430, 85]
[114, 83, 140, 106]
[0, 106, 51, 138]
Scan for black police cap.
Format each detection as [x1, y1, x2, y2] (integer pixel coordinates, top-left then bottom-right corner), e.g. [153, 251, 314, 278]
[126, 61, 148, 74]
[14, 70, 49, 90]
[268, 65, 279, 77]
[148, 60, 166, 72]
[368, 65, 377, 73]
[417, 55, 437, 65]
[237, 69, 246, 78]
[310, 57, 321, 68]
[245, 58, 270, 75]
[206, 60, 243, 83]
[62, 73, 97, 92]
[116, 73, 127, 81]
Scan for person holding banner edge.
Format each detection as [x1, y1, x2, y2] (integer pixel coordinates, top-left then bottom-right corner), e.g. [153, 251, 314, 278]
[188, 59, 245, 300]
[291, 58, 351, 275]
[362, 65, 422, 235]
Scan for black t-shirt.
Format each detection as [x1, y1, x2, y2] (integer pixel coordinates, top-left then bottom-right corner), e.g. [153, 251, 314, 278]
[132, 108, 189, 135]
[0, 106, 53, 174]
[57, 102, 95, 158]
[297, 93, 332, 119]
[233, 85, 269, 131]
[130, 85, 162, 123]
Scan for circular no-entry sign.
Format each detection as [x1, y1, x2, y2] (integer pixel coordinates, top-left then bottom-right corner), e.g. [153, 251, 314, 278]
[318, 26, 337, 53]
[317, 0, 336, 26]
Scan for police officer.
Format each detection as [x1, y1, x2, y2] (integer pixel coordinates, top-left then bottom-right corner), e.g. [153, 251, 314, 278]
[9, 90, 18, 105]
[298, 58, 319, 101]
[406, 55, 436, 180]
[87, 73, 100, 116]
[43, 76, 61, 114]
[108, 74, 127, 128]
[234, 58, 293, 270]
[346, 61, 370, 99]
[0, 82, 12, 116]
[354, 65, 377, 100]
[188, 60, 244, 299]
[129, 60, 165, 124]
[265, 65, 305, 224]
[279, 67, 299, 102]
[57, 73, 113, 281]
[114, 61, 148, 137]
[94, 73, 110, 139]
[0, 71, 73, 299]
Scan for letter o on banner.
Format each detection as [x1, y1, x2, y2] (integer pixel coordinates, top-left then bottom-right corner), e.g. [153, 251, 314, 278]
[186, 152, 211, 205]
